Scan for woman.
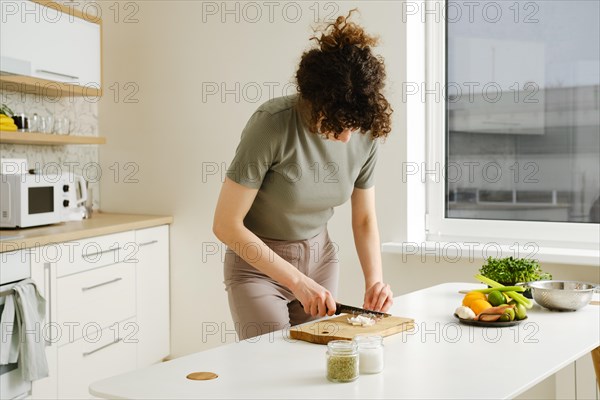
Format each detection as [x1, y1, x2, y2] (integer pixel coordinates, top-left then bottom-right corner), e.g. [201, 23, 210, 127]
[213, 11, 394, 340]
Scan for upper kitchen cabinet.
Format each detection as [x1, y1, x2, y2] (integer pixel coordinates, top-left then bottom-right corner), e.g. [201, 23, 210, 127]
[0, 0, 102, 97]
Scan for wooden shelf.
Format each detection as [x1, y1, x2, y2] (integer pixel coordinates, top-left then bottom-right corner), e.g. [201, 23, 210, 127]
[0, 131, 106, 145]
[0, 75, 102, 98]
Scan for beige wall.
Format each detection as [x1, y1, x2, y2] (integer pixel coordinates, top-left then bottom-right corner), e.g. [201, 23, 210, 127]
[98, 1, 599, 372]
[99, 1, 409, 356]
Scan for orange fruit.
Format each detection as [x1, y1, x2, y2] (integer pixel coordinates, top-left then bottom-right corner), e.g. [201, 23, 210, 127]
[462, 291, 486, 307]
[470, 299, 493, 315]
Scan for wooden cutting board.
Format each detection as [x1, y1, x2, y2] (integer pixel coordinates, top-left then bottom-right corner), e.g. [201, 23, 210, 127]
[289, 314, 414, 345]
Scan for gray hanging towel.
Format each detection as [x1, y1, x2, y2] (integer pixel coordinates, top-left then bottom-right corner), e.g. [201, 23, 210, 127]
[0, 292, 20, 364]
[1, 278, 49, 381]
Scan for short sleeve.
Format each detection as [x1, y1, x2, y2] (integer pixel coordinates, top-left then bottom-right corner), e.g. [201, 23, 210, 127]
[354, 139, 379, 189]
[226, 111, 280, 189]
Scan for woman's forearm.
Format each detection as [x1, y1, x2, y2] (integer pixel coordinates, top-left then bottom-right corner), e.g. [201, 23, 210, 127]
[352, 217, 383, 288]
[214, 223, 304, 290]
[216, 222, 337, 316]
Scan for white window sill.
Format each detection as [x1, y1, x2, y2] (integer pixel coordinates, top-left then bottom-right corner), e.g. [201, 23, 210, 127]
[381, 241, 600, 267]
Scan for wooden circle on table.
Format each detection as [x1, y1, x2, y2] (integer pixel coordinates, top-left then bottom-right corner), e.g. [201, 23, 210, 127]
[186, 372, 219, 381]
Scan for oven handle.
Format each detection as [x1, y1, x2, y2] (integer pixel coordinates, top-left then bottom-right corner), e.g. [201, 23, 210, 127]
[0, 288, 15, 298]
[44, 262, 52, 347]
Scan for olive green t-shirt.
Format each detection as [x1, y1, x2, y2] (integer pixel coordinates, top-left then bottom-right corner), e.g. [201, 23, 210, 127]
[226, 94, 379, 240]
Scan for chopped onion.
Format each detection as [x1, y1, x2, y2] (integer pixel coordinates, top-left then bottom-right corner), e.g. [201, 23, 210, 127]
[347, 314, 376, 326]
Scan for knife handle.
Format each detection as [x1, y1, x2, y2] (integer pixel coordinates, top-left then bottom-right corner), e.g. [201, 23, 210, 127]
[334, 302, 342, 315]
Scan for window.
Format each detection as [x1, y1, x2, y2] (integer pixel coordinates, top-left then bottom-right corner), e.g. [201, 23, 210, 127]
[427, 0, 600, 246]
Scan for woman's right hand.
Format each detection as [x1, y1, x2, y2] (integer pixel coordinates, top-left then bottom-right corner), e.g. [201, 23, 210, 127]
[291, 276, 337, 317]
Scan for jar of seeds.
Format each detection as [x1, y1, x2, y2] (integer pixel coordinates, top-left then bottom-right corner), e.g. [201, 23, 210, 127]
[326, 340, 359, 382]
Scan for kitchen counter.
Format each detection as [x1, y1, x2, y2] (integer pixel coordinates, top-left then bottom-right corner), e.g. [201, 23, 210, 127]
[89, 282, 600, 399]
[0, 212, 173, 252]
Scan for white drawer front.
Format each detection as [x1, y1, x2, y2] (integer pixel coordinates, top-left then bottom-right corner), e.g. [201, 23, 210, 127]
[56, 262, 135, 346]
[57, 319, 137, 399]
[136, 224, 169, 245]
[55, 231, 135, 277]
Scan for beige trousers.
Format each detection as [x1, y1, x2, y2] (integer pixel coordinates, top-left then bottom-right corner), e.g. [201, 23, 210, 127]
[223, 229, 339, 340]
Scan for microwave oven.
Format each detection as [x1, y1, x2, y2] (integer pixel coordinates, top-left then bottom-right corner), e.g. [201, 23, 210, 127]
[0, 173, 64, 228]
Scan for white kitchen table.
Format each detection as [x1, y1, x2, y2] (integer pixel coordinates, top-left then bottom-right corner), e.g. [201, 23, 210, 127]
[90, 282, 600, 399]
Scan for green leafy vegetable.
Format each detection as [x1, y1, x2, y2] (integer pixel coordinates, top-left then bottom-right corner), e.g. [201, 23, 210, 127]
[479, 256, 551, 286]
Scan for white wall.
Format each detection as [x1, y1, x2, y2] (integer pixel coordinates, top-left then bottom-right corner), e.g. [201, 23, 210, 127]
[98, 1, 599, 374]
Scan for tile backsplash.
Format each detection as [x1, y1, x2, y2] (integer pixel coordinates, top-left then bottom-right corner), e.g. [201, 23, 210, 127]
[0, 90, 101, 210]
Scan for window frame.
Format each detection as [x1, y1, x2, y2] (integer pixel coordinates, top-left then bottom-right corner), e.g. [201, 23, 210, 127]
[424, 0, 600, 249]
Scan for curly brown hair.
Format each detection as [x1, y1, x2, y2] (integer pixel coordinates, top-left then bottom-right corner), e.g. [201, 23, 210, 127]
[296, 9, 392, 140]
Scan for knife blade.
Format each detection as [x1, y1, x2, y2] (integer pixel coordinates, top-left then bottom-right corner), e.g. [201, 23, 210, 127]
[334, 302, 391, 318]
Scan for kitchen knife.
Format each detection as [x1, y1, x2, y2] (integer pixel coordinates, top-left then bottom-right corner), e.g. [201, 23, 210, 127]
[334, 302, 391, 318]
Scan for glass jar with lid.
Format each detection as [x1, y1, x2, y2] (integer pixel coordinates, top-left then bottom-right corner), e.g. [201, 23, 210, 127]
[353, 335, 384, 374]
[326, 340, 359, 382]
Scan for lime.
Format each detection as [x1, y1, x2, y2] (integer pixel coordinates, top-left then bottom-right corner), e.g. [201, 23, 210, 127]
[498, 313, 511, 322]
[504, 308, 515, 321]
[487, 290, 506, 307]
[514, 304, 527, 320]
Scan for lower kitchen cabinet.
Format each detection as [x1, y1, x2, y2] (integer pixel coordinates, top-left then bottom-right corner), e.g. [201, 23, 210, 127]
[28, 224, 171, 399]
[57, 319, 137, 399]
[135, 225, 170, 367]
[556, 353, 599, 400]
[56, 261, 136, 347]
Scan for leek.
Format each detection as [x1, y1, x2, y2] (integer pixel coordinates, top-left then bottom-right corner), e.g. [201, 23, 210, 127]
[475, 274, 533, 309]
[470, 286, 525, 294]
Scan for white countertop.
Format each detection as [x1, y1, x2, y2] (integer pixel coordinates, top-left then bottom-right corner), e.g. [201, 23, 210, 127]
[90, 282, 600, 399]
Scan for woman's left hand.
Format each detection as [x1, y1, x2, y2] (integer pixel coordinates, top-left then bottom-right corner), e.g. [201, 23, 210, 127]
[363, 281, 393, 312]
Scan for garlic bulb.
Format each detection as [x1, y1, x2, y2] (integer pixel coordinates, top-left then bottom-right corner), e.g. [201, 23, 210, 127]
[455, 306, 476, 320]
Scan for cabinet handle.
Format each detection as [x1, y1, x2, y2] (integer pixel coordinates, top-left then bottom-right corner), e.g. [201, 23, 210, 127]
[139, 240, 158, 247]
[36, 69, 79, 80]
[82, 338, 122, 357]
[83, 247, 121, 259]
[81, 277, 122, 292]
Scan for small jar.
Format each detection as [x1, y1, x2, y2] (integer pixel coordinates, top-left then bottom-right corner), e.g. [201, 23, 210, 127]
[354, 335, 384, 374]
[326, 340, 359, 382]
